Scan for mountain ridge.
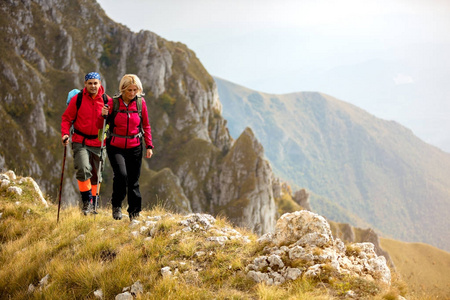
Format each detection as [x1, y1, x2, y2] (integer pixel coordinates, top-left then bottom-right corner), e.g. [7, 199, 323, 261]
[214, 76, 450, 251]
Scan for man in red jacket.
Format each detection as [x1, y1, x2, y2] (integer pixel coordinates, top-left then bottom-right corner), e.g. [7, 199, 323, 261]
[61, 72, 111, 215]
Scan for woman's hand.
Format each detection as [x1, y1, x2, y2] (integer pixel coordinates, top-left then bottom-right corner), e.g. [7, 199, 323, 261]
[146, 148, 153, 158]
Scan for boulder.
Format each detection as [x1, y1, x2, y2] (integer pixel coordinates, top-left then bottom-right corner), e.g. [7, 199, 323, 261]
[247, 211, 391, 289]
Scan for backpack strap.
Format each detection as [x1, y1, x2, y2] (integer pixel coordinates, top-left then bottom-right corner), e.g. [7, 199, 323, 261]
[107, 96, 120, 134]
[136, 96, 142, 118]
[134, 96, 143, 134]
[133, 95, 143, 136]
[77, 92, 83, 109]
[72, 91, 83, 124]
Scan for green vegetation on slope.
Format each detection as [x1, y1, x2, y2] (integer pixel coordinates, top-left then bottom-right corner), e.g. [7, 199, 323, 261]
[0, 173, 409, 300]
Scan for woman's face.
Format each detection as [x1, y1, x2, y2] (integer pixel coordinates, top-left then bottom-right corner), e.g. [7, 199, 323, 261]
[123, 84, 138, 101]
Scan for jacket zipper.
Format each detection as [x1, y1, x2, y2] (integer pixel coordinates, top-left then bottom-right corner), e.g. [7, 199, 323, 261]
[125, 109, 130, 149]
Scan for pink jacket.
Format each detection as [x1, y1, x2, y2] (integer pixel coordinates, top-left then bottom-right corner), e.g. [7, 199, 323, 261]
[97, 96, 153, 149]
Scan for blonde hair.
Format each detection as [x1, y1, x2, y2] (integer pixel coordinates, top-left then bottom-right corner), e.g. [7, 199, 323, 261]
[118, 74, 145, 96]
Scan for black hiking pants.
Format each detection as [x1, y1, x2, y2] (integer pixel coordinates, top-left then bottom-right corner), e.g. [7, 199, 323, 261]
[107, 144, 143, 215]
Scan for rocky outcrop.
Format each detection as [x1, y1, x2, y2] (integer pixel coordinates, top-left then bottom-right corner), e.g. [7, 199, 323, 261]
[329, 221, 394, 267]
[293, 188, 311, 211]
[213, 128, 277, 235]
[141, 168, 192, 214]
[249, 211, 391, 292]
[1, 170, 48, 207]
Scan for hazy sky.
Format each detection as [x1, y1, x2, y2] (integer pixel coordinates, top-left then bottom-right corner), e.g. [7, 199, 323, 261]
[96, 0, 450, 151]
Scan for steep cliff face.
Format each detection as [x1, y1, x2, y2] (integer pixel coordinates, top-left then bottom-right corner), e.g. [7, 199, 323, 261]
[0, 0, 275, 234]
[214, 128, 276, 235]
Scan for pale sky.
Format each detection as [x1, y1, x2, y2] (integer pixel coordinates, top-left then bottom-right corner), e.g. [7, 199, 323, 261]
[96, 0, 450, 152]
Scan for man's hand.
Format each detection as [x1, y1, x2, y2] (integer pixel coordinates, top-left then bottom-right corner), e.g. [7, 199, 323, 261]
[101, 105, 109, 118]
[62, 135, 69, 146]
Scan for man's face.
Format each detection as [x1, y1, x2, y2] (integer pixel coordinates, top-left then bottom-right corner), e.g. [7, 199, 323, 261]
[85, 79, 101, 96]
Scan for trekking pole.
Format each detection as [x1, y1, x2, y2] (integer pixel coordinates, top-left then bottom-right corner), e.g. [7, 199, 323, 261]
[57, 137, 69, 223]
[94, 103, 109, 216]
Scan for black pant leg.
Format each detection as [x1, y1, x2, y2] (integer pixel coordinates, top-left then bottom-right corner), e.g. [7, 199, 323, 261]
[126, 145, 143, 214]
[107, 145, 128, 208]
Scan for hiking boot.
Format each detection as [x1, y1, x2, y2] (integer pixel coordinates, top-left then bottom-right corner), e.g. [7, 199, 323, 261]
[129, 212, 140, 221]
[112, 207, 122, 220]
[82, 201, 91, 216]
[81, 190, 93, 215]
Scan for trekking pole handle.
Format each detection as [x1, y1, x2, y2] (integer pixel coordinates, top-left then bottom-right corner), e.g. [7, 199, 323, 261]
[103, 104, 109, 119]
[62, 136, 69, 146]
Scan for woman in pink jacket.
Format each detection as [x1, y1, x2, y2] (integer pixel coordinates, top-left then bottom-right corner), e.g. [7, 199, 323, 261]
[99, 74, 154, 221]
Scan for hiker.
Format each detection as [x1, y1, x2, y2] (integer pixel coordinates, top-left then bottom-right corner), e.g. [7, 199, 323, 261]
[99, 74, 153, 221]
[61, 72, 112, 215]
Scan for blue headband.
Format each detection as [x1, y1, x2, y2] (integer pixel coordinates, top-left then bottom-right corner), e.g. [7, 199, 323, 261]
[85, 72, 101, 81]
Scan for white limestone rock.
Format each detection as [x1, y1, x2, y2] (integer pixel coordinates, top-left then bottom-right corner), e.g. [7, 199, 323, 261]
[8, 186, 23, 196]
[115, 292, 133, 300]
[161, 266, 172, 278]
[274, 211, 333, 247]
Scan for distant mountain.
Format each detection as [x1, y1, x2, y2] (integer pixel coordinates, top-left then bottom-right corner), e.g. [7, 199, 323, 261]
[251, 48, 450, 153]
[305, 56, 450, 153]
[215, 77, 450, 251]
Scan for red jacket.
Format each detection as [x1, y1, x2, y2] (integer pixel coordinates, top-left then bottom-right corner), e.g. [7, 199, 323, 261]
[61, 86, 110, 147]
[97, 96, 153, 149]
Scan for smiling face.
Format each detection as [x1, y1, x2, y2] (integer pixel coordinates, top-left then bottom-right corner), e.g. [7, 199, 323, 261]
[84, 79, 101, 97]
[122, 84, 138, 102]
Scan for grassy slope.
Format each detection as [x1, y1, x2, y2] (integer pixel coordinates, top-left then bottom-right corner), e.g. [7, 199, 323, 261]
[380, 237, 450, 299]
[0, 173, 409, 300]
